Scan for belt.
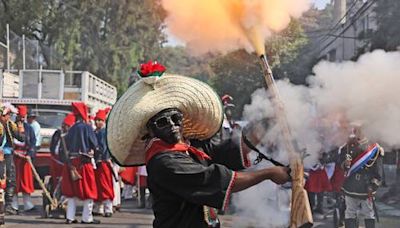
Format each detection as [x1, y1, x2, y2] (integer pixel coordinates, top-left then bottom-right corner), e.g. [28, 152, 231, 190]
[14, 150, 27, 156]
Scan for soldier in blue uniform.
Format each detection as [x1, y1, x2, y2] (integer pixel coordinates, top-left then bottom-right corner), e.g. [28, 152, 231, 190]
[94, 109, 114, 217]
[61, 102, 100, 224]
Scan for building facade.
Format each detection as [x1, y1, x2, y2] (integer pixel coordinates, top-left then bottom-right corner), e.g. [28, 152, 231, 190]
[318, 0, 377, 62]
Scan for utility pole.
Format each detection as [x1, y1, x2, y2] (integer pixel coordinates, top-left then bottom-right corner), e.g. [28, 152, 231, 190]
[0, 24, 10, 71]
[6, 24, 9, 71]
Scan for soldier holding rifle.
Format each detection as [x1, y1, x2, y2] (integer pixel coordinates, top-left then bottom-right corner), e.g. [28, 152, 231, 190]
[49, 113, 75, 188]
[106, 61, 290, 228]
[12, 105, 37, 213]
[61, 102, 100, 224]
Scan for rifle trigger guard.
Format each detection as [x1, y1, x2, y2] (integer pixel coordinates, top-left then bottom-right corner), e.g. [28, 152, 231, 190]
[254, 155, 262, 165]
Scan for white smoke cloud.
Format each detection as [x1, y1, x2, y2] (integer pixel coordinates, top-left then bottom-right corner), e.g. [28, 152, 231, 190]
[235, 50, 400, 227]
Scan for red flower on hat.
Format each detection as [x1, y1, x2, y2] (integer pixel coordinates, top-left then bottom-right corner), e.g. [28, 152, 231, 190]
[137, 60, 166, 77]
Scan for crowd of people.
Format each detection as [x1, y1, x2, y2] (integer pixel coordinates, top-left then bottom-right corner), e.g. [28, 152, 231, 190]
[0, 101, 150, 225]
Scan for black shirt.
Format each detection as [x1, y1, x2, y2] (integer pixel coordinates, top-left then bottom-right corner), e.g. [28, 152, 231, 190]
[147, 152, 234, 228]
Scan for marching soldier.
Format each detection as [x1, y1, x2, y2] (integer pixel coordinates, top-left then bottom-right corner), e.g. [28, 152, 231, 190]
[94, 109, 114, 217]
[49, 113, 75, 188]
[0, 103, 24, 215]
[61, 102, 100, 224]
[12, 105, 36, 212]
[340, 123, 383, 228]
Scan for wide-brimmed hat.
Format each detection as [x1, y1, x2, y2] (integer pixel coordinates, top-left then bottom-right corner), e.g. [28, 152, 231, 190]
[1, 102, 17, 115]
[106, 73, 223, 166]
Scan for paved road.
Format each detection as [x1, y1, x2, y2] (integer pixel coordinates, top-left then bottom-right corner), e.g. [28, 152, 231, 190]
[5, 191, 400, 227]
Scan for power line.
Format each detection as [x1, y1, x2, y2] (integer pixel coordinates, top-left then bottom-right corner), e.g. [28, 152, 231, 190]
[318, 0, 377, 54]
[317, 0, 360, 45]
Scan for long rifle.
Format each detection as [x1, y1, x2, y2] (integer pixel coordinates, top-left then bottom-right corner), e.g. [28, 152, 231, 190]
[259, 55, 313, 228]
[25, 156, 58, 209]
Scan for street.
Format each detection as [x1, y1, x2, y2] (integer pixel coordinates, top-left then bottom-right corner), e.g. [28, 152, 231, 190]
[6, 191, 232, 228]
[5, 191, 400, 228]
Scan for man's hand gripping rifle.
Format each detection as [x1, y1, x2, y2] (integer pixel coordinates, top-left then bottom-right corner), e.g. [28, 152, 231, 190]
[254, 54, 313, 228]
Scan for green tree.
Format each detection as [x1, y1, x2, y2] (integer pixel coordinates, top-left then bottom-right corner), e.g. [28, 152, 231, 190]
[371, 0, 400, 51]
[0, 0, 167, 94]
[208, 19, 308, 118]
[158, 46, 217, 82]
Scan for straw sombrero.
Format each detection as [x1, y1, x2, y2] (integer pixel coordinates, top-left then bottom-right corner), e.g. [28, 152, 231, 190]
[106, 64, 223, 166]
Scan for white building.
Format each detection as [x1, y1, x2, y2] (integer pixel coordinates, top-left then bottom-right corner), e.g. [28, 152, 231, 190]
[318, 0, 377, 62]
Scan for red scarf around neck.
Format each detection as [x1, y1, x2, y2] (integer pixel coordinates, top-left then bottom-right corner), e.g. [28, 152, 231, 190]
[145, 139, 211, 164]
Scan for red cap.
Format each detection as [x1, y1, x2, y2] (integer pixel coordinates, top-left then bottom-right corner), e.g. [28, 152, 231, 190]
[104, 107, 112, 115]
[72, 102, 88, 122]
[95, 109, 107, 121]
[17, 105, 28, 117]
[63, 112, 76, 127]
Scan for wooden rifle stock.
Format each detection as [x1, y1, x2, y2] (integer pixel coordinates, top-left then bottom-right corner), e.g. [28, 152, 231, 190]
[259, 55, 313, 228]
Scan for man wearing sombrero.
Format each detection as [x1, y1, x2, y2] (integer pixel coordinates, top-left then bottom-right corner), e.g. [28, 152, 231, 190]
[107, 61, 290, 227]
[61, 102, 100, 224]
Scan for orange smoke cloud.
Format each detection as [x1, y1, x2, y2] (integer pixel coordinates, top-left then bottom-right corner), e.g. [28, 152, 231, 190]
[162, 0, 311, 55]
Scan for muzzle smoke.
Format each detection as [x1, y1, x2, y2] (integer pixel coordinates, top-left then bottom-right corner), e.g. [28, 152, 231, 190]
[238, 50, 400, 227]
[162, 0, 310, 55]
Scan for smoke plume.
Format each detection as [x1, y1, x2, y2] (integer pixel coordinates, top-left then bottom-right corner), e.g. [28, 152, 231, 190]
[237, 50, 400, 227]
[162, 0, 310, 55]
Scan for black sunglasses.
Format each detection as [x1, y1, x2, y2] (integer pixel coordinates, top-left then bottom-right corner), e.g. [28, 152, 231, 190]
[153, 112, 183, 129]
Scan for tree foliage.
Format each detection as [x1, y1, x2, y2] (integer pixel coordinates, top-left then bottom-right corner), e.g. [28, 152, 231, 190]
[371, 0, 400, 51]
[208, 19, 308, 118]
[0, 0, 166, 94]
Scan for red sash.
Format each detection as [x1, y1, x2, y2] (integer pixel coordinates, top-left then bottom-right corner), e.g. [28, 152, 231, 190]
[145, 139, 211, 164]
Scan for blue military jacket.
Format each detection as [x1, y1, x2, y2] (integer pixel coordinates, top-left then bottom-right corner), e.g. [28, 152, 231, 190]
[22, 122, 37, 157]
[94, 127, 111, 161]
[65, 121, 98, 157]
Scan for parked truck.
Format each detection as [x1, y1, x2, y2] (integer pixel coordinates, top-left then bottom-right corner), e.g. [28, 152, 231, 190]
[0, 68, 117, 177]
